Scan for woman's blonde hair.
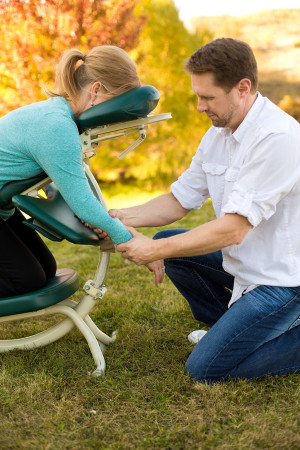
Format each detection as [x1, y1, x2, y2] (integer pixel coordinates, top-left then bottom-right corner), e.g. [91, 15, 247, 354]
[47, 45, 141, 103]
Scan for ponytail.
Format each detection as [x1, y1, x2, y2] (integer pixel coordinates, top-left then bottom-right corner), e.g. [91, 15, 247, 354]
[47, 46, 140, 104]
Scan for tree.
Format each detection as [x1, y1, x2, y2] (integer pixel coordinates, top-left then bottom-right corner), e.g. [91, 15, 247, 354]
[278, 95, 300, 122]
[0, 0, 146, 112]
[91, 0, 212, 187]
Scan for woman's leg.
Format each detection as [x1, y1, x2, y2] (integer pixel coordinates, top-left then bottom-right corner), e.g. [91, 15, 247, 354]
[6, 209, 56, 279]
[153, 229, 234, 326]
[185, 285, 300, 382]
[0, 210, 56, 297]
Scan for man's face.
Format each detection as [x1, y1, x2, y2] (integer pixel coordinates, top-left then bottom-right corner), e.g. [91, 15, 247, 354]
[191, 72, 242, 131]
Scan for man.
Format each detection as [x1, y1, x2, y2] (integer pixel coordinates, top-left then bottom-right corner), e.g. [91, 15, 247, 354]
[104, 38, 300, 382]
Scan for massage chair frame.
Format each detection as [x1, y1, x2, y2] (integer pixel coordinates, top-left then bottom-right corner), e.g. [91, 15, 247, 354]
[0, 86, 171, 377]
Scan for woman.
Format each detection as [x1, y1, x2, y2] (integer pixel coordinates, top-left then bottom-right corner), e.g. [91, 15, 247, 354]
[0, 45, 140, 297]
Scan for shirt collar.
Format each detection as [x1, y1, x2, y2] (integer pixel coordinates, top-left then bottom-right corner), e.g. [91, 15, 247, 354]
[217, 92, 264, 143]
[231, 92, 263, 143]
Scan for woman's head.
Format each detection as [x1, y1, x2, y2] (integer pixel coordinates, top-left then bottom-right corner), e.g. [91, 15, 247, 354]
[47, 45, 141, 109]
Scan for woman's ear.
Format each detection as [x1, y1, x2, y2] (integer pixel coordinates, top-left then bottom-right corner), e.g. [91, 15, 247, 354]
[90, 81, 102, 101]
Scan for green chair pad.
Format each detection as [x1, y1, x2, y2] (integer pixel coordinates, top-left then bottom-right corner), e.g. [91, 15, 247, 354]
[0, 268, 79, 316]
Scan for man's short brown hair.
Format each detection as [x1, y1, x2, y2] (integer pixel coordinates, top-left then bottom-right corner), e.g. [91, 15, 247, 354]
[185, 38, 258, 93]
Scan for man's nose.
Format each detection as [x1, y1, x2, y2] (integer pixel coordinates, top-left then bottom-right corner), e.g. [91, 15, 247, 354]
[197, 99, 208, 113]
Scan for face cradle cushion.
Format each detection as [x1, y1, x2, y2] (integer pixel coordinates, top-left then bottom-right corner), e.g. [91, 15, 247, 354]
[77, 85, 160, 130]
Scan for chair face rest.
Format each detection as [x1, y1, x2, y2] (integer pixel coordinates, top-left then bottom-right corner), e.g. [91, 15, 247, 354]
[0, 172, 47, 209]
[77, 85, 160, 130]
[0, 268, 79, 316]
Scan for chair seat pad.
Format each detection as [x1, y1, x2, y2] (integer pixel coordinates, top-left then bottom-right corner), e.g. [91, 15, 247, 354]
[0, 268, 79, 316]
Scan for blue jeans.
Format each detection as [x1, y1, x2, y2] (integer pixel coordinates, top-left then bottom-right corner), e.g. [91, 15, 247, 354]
[154, 229, 300, 382]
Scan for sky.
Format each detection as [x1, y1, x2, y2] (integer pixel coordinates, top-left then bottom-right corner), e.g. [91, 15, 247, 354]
[173, 0, 300, 23]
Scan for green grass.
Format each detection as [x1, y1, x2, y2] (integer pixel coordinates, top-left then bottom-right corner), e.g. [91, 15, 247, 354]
[0, 200, 299, 449]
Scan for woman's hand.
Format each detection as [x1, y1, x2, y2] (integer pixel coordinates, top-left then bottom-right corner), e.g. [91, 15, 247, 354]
[80, 221, 110, 240]
[81, 208, 126, 240]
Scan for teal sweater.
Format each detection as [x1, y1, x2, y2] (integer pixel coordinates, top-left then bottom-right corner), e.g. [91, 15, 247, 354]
[0, 97, 132, 244]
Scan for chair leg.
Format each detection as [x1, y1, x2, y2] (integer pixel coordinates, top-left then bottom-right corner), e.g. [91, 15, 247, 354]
[0, 303, 107, 376]
[48, 304, 106, 376]
[0, 315, 76, 352]
[0, 290, 114, 376]
[60, 298, 117, 347]
[84, 315, 117, 345]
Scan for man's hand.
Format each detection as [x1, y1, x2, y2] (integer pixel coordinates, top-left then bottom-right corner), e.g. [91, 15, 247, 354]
[146, 260, 165, 285]
[116, 227, 159, 265]
[108, 208, 126, 224]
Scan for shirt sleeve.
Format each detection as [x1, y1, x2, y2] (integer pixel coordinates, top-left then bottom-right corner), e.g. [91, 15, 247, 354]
[171, 143, 209, 210]
[26, 112, 132, 244]
[222, 131, 300, 227]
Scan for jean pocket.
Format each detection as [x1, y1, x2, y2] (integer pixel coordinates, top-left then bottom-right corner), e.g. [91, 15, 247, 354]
[288, 315, 300, 330]
[247, 285, 300, 316]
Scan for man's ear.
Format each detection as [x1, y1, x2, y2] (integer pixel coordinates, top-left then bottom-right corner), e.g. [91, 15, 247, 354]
[237, 78, 251, 97]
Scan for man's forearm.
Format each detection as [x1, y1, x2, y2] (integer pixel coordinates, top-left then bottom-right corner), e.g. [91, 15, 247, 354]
[116, 213, 253, 266]
[154, 214, 252, 260]
[115, 192, 189, 228]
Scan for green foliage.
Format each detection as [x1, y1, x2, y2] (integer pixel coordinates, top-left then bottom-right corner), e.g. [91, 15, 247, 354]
[91, 0, 212, 188]
[278, 95, 300, 121]
[0, 1, 298, 190]
[0, 0, 144, 113]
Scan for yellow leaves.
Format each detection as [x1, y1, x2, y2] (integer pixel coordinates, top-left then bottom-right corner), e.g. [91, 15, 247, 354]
[0, 0, 143, 115]
[278, 95, 300, 121]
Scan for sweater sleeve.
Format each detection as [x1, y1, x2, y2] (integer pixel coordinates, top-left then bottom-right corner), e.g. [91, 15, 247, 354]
[26, 111, 132, 244]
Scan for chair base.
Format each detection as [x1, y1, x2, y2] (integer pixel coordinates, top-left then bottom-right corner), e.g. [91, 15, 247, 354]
[0, 269, 116, 377]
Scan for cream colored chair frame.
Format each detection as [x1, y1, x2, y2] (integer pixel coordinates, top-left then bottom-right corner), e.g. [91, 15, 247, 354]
[0, 113, 171, 376]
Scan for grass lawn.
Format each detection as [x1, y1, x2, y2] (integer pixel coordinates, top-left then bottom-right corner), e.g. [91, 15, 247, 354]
[0, 198, 299, 449]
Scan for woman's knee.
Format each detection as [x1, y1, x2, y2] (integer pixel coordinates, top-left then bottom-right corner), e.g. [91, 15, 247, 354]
[44, 253, 57, 280]
[185, 358, 226, 383]
[0, 266, 47, 297]
[18, 264, 48, 294]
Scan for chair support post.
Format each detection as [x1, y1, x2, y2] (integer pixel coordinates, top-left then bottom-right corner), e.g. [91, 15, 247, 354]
[0, 89, 172, 377]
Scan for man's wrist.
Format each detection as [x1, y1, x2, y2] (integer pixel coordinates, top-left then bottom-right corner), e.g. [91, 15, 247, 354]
[152, 237, 168, 261]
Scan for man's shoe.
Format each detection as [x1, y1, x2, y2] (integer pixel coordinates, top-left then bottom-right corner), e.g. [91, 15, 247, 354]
[188, 329, 207, 344]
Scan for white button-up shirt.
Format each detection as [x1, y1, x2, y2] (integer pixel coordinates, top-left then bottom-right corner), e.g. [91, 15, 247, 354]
[171, 93, 300, 306]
